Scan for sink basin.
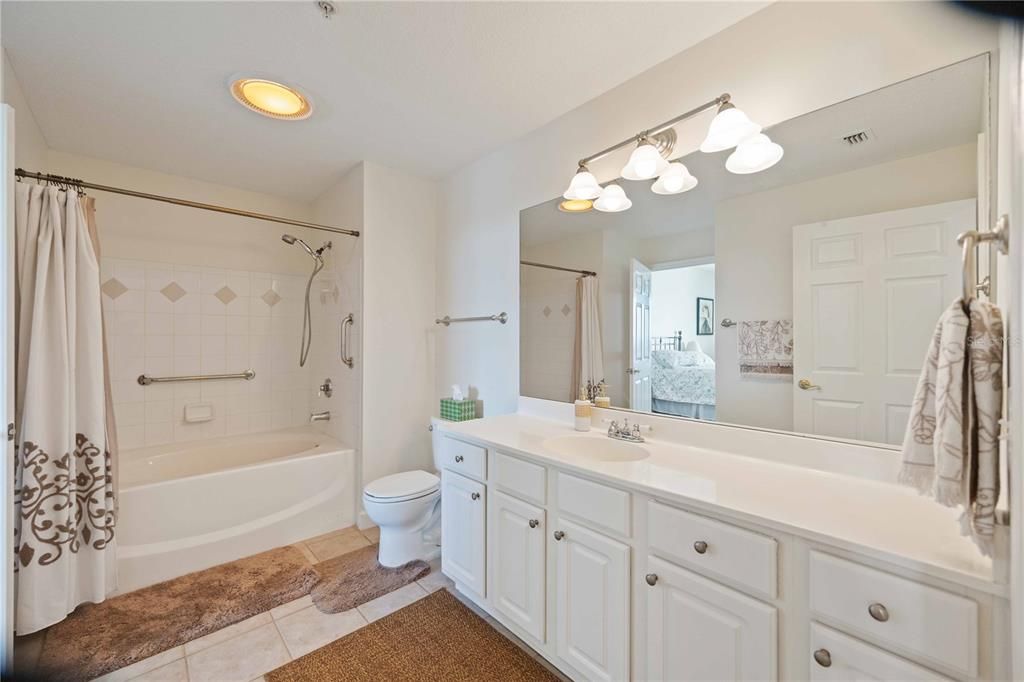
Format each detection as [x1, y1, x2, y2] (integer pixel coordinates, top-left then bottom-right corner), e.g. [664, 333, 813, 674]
[542, 435, 649, 462]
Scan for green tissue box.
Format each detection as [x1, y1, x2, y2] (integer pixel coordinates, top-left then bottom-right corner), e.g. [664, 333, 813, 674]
[440, 398, 476, 422]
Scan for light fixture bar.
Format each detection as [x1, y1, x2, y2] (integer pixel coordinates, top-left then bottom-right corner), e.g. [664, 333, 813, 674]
[578, 93, 730, 167]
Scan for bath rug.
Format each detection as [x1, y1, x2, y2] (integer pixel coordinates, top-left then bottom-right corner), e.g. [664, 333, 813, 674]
[310, 544, 430, 613]
[266, 589, 562, 682]
[35, 545, 318, 681]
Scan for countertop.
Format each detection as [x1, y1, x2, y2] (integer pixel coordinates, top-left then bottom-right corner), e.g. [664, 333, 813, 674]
[440, 413, 1000, 595]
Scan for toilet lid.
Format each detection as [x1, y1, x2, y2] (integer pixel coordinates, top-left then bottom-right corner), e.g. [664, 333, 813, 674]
[364, 470, 440, 502]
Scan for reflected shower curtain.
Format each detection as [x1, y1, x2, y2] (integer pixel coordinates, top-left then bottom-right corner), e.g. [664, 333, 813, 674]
[14, 183, 117, 633]
[571, 276, 604, 399]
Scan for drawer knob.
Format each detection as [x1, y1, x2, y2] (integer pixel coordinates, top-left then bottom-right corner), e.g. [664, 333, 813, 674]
[454, 455, 464, 463]
[868, 602, 889, 622]
[470, 492, 480, 501]
[813, 649, 832, 668]
[529, 519, 540, 528]
[553, 530, 565, 541]
[693, 540, 708, 554]
[645, 573, 658, 586]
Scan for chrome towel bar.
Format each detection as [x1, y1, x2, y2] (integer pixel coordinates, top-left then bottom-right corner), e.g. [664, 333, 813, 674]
[435, 312, 509, 326]
[138, 369, 255, 386]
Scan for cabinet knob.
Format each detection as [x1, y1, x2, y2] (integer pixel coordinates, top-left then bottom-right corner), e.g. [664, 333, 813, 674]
[553, 530, 565, 541]
[868, 603, 889, 622]
[693, 540, 708, 554]
[645, 573, 658, 586]
[470, 492, 480, 501]
[454, 455, 464, 463]
[529, 519, 540, 528]
[813, 649, 832, 668]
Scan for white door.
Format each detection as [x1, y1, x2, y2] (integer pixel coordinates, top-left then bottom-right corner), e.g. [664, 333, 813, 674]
[441, 470, 486, 597]
[490, 491, 546, 642]
[1, 105, 14, 666]
[792, 199, 974, 444]
[645, 556, 776, 681]
[809, 623, 952, 681]
[629, 258, 652, 412]
[554, 517, 630, 682]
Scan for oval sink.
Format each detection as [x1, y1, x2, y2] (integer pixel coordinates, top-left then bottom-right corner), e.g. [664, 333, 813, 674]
[542, 435, 649, 462]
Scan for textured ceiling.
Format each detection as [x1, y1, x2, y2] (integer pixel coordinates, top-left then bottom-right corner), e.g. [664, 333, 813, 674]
[2, 1, 767, 200]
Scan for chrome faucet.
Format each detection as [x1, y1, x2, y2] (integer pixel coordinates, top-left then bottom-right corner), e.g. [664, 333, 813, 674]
[607, 418, 645, 443]
[310, 410, 331, 423]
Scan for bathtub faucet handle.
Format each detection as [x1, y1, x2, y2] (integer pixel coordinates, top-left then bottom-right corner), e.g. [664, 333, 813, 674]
[310, 410, 331, 423]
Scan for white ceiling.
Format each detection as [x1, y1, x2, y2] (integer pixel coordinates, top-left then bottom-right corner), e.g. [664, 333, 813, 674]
[2, 1, 767, 201]
[522, 54, 987, 247]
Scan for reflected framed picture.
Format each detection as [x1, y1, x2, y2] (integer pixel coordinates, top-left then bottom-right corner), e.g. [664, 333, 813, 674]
[696, 297, 714, 336]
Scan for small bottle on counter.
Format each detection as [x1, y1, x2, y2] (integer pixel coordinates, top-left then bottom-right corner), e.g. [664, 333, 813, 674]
[595, 380, 611, 408]
[575, 386, 592, 432]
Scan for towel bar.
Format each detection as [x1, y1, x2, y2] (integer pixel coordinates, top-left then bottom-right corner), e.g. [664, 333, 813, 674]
[138, 369, 255, 386]
[436, 313, 509, 326]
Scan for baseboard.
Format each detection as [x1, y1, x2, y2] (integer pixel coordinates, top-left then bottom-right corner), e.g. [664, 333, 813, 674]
[356, 511, 374, 530]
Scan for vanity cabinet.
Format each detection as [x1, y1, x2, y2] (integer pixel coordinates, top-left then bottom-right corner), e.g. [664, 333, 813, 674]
[440, 470, 486, 597]
[490, 490, 546, 641]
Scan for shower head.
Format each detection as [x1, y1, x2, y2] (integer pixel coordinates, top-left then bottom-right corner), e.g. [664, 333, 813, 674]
[281, 233, 318, 259]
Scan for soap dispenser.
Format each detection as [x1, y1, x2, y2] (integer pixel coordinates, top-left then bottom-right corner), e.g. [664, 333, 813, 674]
[574, 386, 592, 432]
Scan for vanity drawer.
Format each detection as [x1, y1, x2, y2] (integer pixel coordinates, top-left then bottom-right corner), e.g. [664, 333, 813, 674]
[648, 501, 777, 599]
[809, 623, 953, 681]
[808, 551, 977, 676]
[556, 472, 631, 537]
[492, 451, 546, 504]
[440, 437, 487, 481]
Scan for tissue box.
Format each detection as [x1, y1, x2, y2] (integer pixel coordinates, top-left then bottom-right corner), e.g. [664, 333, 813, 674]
[440, 398, 476, 422]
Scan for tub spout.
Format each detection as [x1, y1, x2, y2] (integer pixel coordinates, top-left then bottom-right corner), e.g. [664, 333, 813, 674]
[310, 411, 331, 423]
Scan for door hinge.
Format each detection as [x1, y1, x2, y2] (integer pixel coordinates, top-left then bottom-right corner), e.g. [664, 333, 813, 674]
[7, 422, 14, 442]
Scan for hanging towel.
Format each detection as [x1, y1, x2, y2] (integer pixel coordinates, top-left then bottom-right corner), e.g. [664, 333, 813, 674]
[737, 320, 793, 376]
[899, 298, 1003, 556]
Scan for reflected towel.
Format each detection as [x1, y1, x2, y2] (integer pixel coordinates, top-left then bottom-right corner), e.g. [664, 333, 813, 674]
[737, 320, 793, 376]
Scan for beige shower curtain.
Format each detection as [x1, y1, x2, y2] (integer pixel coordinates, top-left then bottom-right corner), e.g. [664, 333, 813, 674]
[571, 276, 604, 399]
[14, 183, 117, 633]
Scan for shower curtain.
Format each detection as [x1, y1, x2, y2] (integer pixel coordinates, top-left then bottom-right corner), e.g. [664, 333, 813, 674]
[14, 183, 117, 634]
[571, 276, 604, 399]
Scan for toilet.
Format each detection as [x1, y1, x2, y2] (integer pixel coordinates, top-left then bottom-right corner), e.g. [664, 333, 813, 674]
[362, 418, 443, 567]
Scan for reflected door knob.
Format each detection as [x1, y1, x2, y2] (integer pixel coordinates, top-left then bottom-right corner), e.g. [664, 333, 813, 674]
[813, 649, 832, 668]
[798, 379, 821, 391]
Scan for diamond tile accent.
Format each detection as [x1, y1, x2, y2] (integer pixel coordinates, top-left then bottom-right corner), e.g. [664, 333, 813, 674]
[101, 277, 128, 300]
[214, 286, 237, 305]
[561, 304, 572, 316]
[261, 289, 282, 307]
[542, 306, 551, 318]
[160, 281, 186, 303]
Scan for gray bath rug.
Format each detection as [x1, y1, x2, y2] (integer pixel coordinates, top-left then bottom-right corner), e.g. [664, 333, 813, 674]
[311, 544, 431, 614]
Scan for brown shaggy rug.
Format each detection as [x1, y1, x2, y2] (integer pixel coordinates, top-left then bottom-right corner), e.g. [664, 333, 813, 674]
[311, 545, 429, 614]
[266, 589, 561, 682]
[36, 545, 318, 681]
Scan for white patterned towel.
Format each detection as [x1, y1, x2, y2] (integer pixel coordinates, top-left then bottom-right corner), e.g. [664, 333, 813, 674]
[737, 320, 793, 376]
[899, 298, 1003, 556]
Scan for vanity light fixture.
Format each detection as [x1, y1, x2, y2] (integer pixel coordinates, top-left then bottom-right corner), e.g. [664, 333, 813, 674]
[563, 165, 602, 201]
[699, 100, 761, 153]
[621, 140, 670, 180]
[230, 78, 312, 120]
[651, 162, 698, 195]
[594, 183, 632, 213]
[725, 133, 784, 174]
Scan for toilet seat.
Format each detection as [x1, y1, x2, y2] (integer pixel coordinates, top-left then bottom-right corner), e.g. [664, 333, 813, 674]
[364, 470, 440, 504]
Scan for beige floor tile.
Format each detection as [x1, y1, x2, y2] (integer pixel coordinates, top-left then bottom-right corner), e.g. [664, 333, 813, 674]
[358, 526, 380, 543]
[356, 582, 428, 623]
[183, 612, 272, 656]
[417, 566, 454, 594]
[274, 605, 367, 659]
[185, 623, 290, 682]
[293, 543, 318, 565]
[306, 530, 370, 562]
[302, 525, 358, 545]
[270, 595, 313, 621]
[130, 658, 189, 682]
[94, 646, 185, 682]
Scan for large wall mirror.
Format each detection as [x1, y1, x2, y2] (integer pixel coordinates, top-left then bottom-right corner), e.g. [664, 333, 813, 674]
[520, 54, 994, 449]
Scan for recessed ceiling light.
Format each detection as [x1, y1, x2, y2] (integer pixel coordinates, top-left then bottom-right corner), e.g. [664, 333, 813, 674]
[230, 78, 312, 120]
[559, 199, 594, 213]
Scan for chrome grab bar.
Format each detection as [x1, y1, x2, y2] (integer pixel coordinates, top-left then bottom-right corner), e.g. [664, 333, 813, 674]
[341, 313, 354, 368]
[435, 312, 509, 326]
[138, 369, 255, 386]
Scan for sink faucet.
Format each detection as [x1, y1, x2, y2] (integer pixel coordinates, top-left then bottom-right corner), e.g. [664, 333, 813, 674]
[607, 418, 646, 443]
[310, 410, 331, 423]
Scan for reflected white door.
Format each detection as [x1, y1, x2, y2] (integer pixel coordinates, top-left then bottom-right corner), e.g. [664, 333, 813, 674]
[792, 199, 974, 443]
[629, 258, 652, 412]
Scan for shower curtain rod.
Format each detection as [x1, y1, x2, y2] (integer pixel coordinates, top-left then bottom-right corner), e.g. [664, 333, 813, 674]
[520, 260, 597, 277]
[14, 168, 360, 238]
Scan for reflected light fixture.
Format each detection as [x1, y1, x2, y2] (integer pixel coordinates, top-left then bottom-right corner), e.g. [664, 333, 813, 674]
[559, 199, 594, 213]
[594, 184, 631, 213]
[652, 163, 698, 195]
[231, 78, 312, 120]
[725, 133, 784, 174]
[563, 165, 602, 201]
[621, 141, 670, 180]
[700, 100, 761, 153]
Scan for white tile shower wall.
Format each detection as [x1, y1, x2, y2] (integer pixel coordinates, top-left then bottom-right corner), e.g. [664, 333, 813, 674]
[101, 258, 315, 449]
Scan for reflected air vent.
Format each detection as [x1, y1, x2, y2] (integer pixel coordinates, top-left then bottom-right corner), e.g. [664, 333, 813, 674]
[840, 129, 873, 146]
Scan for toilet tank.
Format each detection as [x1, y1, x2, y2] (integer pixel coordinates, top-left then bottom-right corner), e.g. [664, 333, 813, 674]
[430, 417, 444, 472]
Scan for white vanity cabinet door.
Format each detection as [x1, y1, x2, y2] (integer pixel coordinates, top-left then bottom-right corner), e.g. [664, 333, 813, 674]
[490, 490, 546, 642]
[645, 555, 777, 681]
[441, 470, 485, 597]
[553, 518, 630, 682]
[809, 623, 953, 681]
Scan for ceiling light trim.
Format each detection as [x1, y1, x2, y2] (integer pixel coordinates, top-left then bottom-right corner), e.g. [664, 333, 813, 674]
[230, 76, 313, 121]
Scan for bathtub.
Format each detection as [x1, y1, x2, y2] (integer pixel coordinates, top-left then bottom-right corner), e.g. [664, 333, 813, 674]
[116, 428, 354, 593]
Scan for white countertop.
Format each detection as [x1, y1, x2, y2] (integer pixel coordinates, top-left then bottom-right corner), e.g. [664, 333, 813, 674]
[440, 413, 1000, 595]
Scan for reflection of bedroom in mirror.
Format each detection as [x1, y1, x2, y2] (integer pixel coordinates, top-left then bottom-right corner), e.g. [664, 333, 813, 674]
[519, 53, 992, 449]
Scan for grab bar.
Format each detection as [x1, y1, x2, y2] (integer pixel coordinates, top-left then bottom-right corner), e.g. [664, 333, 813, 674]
[435, 312, 509, 326]
[138, 369, 255, 386]
[341, 313, 354, 368]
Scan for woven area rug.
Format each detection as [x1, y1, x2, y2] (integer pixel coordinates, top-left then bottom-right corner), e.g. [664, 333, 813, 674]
[36, 545, 318, 681]
[266, 589, 561, 681]
[311, 545, 429, 614]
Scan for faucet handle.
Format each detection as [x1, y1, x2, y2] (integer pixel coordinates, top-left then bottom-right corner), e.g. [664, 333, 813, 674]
[607, 420, 618, 435]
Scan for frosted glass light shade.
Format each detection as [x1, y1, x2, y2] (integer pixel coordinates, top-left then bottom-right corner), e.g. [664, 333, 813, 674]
[651, 163, 698, 195]
[594, 184, 632, 212]
[725, 134, 784, 174]
[700, 106, 761, 153]
[563, 169, 602, 200]
[621, 143, 670, 181]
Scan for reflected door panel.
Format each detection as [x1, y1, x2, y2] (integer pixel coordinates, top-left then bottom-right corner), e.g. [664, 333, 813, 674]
[629, 258, 652, 412]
